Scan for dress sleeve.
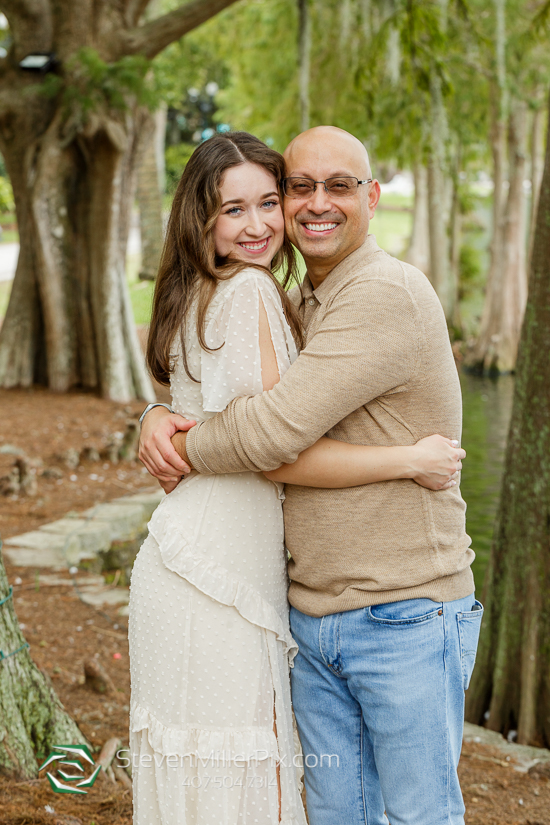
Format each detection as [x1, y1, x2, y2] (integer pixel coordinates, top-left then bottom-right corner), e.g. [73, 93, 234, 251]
[200, 271, 298, 413]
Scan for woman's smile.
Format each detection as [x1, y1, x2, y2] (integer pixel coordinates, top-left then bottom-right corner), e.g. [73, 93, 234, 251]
[237, 237, 271, 254]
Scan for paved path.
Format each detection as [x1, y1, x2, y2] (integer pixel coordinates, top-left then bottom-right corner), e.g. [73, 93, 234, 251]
[0, 227, 142, 284]
[0, 243, 19, 282]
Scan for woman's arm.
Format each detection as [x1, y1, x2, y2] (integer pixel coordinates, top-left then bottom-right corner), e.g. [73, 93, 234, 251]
[263, 435, 464, 491]
[258, 295, 464, 492]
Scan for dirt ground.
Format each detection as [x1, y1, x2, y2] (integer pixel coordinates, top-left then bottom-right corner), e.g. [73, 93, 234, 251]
[0, 384, 170, 540]
[1, 388, 550, 825]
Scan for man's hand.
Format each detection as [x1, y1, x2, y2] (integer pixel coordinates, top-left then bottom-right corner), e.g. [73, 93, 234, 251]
[409, 434, 466, 491]
[138, 407, 196, 484]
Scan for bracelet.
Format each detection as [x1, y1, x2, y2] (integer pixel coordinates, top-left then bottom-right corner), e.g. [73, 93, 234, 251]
[139, 402, 175, 426]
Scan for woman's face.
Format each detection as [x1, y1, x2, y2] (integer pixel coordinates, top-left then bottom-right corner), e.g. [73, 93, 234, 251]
[213, 162, 285, 268]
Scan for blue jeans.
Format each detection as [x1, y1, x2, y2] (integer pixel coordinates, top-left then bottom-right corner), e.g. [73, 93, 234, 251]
[290, 593, 483, 825]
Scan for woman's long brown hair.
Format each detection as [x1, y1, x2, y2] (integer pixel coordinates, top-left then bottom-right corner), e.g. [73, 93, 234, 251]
[147, 131, 303, 385]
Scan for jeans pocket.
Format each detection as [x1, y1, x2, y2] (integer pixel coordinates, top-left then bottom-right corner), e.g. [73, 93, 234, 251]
[457, 600, 484, 690]
[367, 597, 443, 625]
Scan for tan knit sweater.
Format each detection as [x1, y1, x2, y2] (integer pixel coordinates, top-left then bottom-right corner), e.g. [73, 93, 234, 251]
[186, 235, 475, 617]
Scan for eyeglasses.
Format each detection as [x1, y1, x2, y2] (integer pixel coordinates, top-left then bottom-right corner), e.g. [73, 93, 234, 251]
[282, 176, 373, 199]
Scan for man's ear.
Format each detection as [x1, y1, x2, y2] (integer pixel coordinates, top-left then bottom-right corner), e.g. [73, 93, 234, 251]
[368, 181, 381, 218]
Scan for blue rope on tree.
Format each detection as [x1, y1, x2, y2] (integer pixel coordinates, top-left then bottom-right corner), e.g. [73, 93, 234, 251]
[0, 585, 31, 662]
[0, 642, 30, 661]
[0, 585, 13, 607]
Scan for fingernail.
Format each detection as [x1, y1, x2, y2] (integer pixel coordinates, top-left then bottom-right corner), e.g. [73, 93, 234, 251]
[451, 480, 457, 485]
[451, 440, 459, 446]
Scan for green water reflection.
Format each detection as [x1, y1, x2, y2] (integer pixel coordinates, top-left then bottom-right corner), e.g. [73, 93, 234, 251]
[459, 372, 514, 591]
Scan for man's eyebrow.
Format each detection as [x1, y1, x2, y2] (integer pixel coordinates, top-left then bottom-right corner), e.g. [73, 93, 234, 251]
[221, 191, 279, 207]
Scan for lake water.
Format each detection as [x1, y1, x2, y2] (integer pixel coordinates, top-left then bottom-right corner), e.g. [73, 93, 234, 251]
[460, 372, 515, 590]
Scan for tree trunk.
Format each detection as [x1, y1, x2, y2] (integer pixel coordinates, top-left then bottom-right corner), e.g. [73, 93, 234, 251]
[405, 163, 430, 276]
[0, 546, 87, 778]
[465, 95, 506, 371]
[465, 91, 550, 747]
[136, 108, 166, 282]
[0, 100, 155, 401]
[527, 102, 545, 270]
[466, 102, 527, 373]
[465, 0, 512, 373]
[0, 0, 240, 401]
[297, 0, 311, 132]
[448, 160, 462, 334]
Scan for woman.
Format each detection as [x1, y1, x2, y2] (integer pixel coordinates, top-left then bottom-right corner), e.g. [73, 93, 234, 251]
[129, 131, 464, 825]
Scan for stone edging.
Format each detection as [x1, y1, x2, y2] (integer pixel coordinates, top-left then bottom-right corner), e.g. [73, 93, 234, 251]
[2, 487, 163, 572]
[463, 722, 550, 770]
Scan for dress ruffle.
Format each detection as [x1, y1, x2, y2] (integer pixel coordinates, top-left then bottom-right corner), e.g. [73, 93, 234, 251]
[147, 503, 298, 667]
[130, 703, 279, 762]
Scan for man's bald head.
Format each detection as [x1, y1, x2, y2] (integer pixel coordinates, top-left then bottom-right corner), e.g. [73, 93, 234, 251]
[284, 126, 372, 179]
[282, 126, 380, 285]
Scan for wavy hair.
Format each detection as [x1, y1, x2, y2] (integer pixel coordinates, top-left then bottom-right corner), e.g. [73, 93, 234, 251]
[147, 131, 302, 385]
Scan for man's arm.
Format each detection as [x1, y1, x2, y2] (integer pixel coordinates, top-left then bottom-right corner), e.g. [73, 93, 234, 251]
[183, 279, 420, 475]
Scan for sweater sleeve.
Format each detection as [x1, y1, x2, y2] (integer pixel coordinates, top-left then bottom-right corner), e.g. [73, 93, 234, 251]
[185, 279, 420, 474]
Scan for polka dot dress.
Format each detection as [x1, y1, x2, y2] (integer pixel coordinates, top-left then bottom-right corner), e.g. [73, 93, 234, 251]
[128, 270, 306, 824]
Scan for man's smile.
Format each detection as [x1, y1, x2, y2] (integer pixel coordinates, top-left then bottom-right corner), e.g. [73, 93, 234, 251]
[301, 222, 340, 236]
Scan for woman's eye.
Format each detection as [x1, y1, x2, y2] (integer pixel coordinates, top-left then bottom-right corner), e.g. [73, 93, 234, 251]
[262, 200, 279, 209]
[226, 207, 242, 216]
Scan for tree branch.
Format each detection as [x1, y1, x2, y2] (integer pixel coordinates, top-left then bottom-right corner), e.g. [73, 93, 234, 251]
[124, 0, 153, 27]
[118, 0, 242, 60]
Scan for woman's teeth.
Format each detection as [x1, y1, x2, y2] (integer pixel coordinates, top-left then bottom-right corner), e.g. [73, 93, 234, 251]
[239, 239, 269, 251]
[304, 223, 338, 232]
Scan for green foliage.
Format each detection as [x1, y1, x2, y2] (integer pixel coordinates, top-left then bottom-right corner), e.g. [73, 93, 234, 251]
[39, 48, 158, 125]
[165, 142, 195, 192]
[459, 241, 482, 297]
[0, 176, 14, 214]
[129, 279, 155, 326]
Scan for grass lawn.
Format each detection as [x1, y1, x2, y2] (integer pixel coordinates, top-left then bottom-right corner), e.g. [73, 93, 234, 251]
[0, 279, 10, 318]
[0, 211, 18, 244]
[128, 253, 155, 326]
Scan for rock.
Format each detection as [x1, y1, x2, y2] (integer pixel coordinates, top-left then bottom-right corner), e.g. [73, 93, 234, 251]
[97, 737, 122, 775]
[15, 456, 38, 496]
[81, 502, 148, 541]
[528, 760, 550, 779]
[115, 488, 163, 520]
[41, 466, 63, 479]
[58, 448, 80, 470]
[39, 518, 112, 557]
[0, 466, 20, 496]
[113, 763, 133, 795]
[0, 443, 25, 456]
[83, 659, 116, 694]
[119, 420, 140, 462]
[54, 818, 83, 825]
[2, 531, 77, 567]
[101, 433, 123, 464]
[81, 445, 101, 462]
[78, 587, 129, 608]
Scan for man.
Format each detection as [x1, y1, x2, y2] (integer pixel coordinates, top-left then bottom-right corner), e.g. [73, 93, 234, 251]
[139, 126, 481, 825]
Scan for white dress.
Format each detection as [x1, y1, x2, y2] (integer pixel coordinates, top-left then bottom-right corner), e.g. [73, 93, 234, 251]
[128, 268, 307, 825]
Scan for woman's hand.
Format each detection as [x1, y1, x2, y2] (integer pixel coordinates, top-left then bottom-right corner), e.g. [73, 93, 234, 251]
[409, 435, 466, 491]
[159, 477, 183, 495]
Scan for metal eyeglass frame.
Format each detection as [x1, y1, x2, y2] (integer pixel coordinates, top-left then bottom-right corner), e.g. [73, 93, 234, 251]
[282, 176, 373, 198]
